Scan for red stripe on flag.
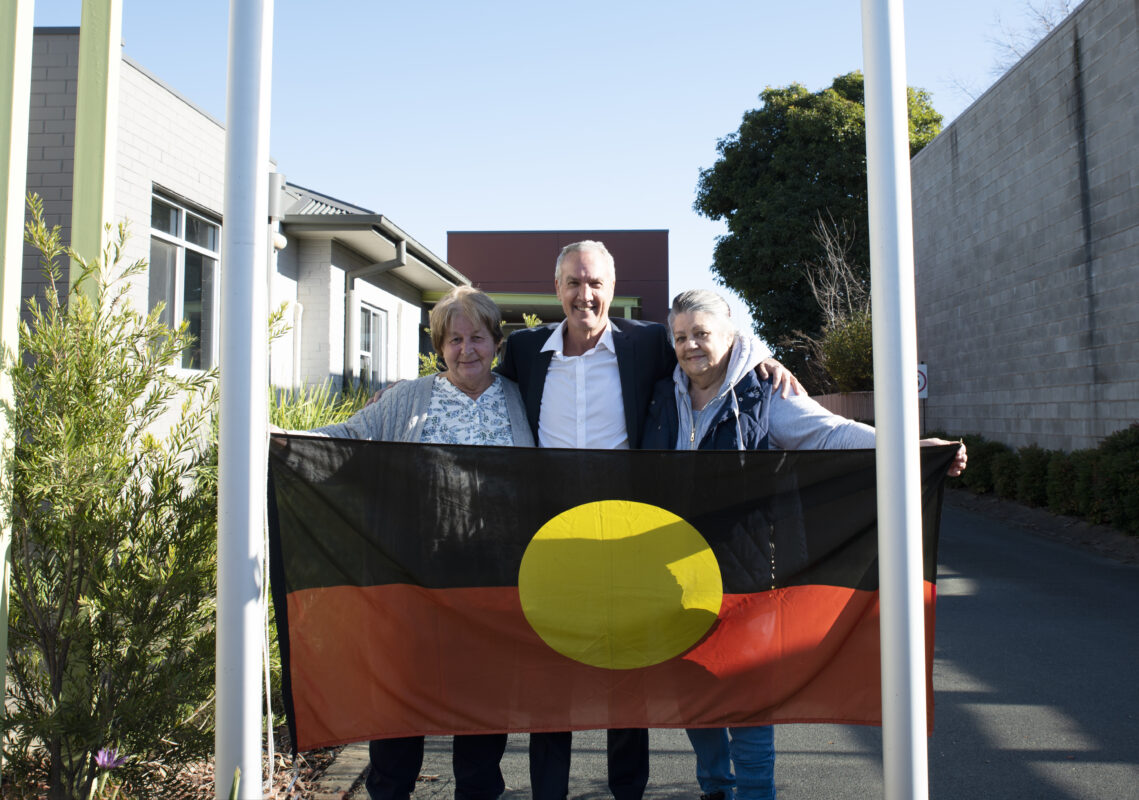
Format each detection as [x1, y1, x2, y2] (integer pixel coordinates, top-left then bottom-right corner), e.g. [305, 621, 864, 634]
[286, 583, 935, 751]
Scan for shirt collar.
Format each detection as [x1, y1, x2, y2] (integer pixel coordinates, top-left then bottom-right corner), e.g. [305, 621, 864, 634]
[541, 320, 615, 356]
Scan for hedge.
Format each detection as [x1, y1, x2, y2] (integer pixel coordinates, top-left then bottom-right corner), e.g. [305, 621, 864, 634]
[934, 423, 1139, 536]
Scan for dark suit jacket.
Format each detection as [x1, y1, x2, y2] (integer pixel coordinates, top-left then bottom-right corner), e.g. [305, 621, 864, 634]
[496, 318, 677, 449]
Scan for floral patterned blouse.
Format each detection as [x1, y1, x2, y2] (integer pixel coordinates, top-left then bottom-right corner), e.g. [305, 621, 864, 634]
[418, 374, 515, 446]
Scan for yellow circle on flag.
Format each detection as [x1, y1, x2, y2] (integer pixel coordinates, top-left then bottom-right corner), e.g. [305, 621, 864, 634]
[518, 500, 722, 670]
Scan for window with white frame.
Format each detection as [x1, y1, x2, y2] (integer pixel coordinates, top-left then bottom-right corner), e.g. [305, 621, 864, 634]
[359, 304, 387, 388]
[148, 194, 220, 370]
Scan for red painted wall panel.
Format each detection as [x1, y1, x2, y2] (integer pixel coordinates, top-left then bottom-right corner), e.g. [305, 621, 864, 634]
[447, 230, 670, 323]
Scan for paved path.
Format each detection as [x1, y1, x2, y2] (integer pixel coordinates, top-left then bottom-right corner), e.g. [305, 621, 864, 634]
[330, 495, 1139, 799]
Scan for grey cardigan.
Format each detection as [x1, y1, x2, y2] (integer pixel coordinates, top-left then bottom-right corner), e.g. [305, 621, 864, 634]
[314, 374, 535, 446]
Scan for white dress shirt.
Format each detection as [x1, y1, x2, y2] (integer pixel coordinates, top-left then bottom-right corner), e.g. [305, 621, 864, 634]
[537, 321, 629, 450]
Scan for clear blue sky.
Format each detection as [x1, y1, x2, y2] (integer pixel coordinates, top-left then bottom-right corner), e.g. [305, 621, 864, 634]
[34, 0, 1059, 331]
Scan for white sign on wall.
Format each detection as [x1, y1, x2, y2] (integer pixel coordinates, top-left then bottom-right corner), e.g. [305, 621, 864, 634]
[917, 362, 928, 399]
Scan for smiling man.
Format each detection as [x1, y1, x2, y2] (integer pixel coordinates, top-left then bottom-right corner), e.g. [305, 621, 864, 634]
[498, 241, 681, 452]
[495, 241, 800, 800]
[496, 240, 669, 800]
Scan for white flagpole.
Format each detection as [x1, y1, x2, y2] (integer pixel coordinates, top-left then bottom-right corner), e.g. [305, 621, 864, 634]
[0, 0, 34, 785]
[860, 1, 929, 799]
[216, 0, 274, 797]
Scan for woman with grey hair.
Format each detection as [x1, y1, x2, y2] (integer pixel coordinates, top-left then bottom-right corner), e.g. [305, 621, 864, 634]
[642, 289, 966, 800]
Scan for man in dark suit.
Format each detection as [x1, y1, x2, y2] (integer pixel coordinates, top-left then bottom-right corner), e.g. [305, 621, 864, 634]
[496, 240, 797, 800]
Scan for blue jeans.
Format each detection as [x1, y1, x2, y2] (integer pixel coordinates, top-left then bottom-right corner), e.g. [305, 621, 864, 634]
[685, 726, 775, 800]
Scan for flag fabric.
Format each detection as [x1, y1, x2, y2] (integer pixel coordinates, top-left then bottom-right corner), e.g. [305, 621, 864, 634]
[268, 435, 956, 752]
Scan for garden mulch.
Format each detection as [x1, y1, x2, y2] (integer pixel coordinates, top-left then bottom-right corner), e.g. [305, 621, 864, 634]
[0, 734, 341, 799]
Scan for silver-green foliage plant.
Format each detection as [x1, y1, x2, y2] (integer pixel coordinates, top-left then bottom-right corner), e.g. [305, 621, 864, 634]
[3, 197, 218, 799]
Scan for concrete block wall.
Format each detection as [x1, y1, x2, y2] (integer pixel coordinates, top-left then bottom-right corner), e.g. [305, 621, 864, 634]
[295, 238, 344, 389]
[291, 239, 427, 388]
[912, 0, 1139, 451]
[114, 56, 228, 314]
[270, 235, 300, 388]
[367, 266, 429, 383]
[23, 31, 229, 331]
[23, 30, 79, 305]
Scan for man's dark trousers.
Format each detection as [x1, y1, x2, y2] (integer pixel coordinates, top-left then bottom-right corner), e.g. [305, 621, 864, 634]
[529, 729, 650, 800]
[366, 734, 507, 800]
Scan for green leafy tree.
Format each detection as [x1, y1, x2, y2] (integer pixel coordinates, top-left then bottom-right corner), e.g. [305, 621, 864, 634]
[3, 198, 217, 798]
[695, 71, 941, 380]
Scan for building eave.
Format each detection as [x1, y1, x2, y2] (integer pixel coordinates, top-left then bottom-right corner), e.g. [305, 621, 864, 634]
[282, 214, 469, 293]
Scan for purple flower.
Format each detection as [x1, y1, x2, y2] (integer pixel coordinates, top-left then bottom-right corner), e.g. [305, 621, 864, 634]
[94, 747, 126, 770]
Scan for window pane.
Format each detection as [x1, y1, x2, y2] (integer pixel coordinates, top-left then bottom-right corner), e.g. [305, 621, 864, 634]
[359, 306, 385, 386]
[148, 238, 178, 329]
[182, 251, 216, 370]
[360, 308, 373, 351]
[151, 198, 178, 236]
[185, 213, 219, 251]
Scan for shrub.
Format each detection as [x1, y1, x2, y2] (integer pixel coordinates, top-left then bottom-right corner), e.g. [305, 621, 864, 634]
[419, 351, 442, 376]
[991, 450, 1021, 499]
[819, 310, 874, 392]
[1109, 468, 1139, 535]
[271, 380, 369, 430]
[1046, 451, 1078, 515]
[3, 198, 217, 798]
[1095, 423, 1139, 533]
[958, 436, 1010, 494]
[1069, 449, 1103, 521]
[1016, 445, 1052, 507]
[944, 427, 1137, 537]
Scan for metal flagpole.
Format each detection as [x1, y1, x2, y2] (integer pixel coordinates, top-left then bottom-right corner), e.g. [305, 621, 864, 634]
[216, 0, 274, 797]
[0, 0, 34, 784]
[860, 1, 930, 799]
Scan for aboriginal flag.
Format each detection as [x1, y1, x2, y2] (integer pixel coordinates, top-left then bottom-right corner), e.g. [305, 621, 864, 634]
[268, 435, 956, 752]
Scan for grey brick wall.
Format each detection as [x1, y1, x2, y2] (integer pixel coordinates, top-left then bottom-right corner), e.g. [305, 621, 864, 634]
[23, 31, 229, 314]
[23, 30, 78, 306]
[115, 56, 227, 314]
[912, 0, 1139, 451]
[294, 237, 344, 387]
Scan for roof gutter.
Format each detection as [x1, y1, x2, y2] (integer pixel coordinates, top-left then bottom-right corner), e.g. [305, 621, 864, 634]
[346, 229, 405, 287]
[373, 216, 468, 287]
